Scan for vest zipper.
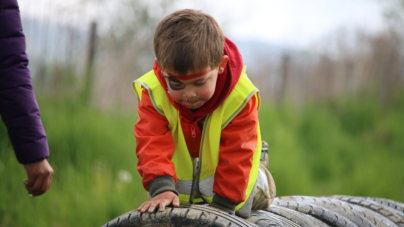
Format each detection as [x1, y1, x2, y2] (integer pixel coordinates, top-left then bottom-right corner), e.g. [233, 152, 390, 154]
[190, 124, 197, 155]
[195, 114, 210, 203]
[190, 125, 196, 138]
[189, 124, 198, 204]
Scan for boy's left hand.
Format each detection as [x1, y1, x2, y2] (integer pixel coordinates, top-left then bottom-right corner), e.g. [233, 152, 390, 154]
[138, 191, 179, 213]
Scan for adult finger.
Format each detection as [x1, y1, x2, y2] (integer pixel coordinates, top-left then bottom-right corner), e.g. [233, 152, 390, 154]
[24, 174, 37, 189]
[43, 170, 53, 193]
[36, 173, 52, 196]
[28, 176, 44, 196]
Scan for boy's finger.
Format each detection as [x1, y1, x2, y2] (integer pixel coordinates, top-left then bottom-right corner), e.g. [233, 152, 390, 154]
[159, 200, 168, 212]
[139, 202, 150, 213]
[148, 202, 158, 213]
[173, 196, 180, 207]
[138, 201, 148, 210]
[141, 206, 149, 213]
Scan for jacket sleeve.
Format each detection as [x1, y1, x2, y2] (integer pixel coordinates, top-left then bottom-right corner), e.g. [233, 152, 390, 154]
[0, 0, 49, 164]
[210, 97, 258, 213]
[134, 88, 178, 197]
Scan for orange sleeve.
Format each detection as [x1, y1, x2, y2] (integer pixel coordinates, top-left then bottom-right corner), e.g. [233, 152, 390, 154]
[134, 88, 177, 190]
[213, 97, 258, 203]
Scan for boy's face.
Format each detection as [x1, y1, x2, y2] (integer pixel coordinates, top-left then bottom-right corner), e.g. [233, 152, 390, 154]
[162, 56, 228, 109]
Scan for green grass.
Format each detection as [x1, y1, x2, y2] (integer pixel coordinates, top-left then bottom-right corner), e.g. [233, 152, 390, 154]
[262, 93, 404, 200]
[1, 92, 404, 226]
[0, 98, 147, 226]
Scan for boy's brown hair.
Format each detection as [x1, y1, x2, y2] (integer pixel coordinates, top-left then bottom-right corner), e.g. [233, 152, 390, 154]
[153, 9, 224, 75]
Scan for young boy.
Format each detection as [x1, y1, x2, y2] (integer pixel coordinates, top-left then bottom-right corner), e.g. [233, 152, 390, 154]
[133, 9, 276, 218]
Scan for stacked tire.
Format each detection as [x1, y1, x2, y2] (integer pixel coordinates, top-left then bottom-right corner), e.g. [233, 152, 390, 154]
[102, 195, 404, 227]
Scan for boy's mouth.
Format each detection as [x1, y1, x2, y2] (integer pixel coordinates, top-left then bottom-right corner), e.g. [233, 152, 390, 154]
[181, 99, 204, 109]
[181, 98, 200, 104]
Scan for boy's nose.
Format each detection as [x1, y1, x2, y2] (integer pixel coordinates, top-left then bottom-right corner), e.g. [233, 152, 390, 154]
[183, 87, 197, 99]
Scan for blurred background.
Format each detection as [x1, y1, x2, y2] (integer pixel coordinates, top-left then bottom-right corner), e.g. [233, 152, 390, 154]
[1, 0, 404, 226]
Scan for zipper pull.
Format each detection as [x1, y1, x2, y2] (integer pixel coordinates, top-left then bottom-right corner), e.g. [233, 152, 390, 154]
[191, 125, 196, 138]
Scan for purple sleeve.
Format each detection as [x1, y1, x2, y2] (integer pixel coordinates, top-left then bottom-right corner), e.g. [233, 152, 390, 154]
[0, 0, 49, 164]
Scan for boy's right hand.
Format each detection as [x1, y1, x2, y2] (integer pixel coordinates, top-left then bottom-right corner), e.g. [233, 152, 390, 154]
[137, 191, 180, 213]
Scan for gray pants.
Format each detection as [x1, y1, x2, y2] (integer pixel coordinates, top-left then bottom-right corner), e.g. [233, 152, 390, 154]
[235, 163, 276, 218]
[251, 163, 276, 210]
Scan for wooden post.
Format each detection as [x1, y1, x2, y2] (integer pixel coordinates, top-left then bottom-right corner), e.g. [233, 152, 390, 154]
[278, 54, 290, 104]
[83, 21, 97, 103]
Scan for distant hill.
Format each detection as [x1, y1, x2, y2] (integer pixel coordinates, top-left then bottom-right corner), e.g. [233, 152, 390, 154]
[232, 39, 308, 68]
[233, 39, 288, 65]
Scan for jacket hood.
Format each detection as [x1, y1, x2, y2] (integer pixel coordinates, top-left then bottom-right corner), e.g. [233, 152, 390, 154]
[154, 37, 244, 121]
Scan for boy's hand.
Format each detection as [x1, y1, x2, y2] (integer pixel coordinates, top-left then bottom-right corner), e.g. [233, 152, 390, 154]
[23, 159, 54, 196]
[138, 191, 179, 213]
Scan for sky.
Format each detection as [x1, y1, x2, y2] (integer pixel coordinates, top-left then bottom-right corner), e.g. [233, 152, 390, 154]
[176, 0, 387, 48]
[18, 0, 388, 49]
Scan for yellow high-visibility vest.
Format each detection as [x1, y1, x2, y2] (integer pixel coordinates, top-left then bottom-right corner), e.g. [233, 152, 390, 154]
[133, 67, 262, 211]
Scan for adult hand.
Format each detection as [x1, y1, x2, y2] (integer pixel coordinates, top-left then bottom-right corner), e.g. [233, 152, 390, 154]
[137, 191, 179, 213]
[23, 159, 54, 196]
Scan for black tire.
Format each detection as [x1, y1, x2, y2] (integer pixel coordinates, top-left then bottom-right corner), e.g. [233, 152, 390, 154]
[248, 211, 287, 227]
[278, 196, 375, 227]
[273, 199, 357, 227]
[331, 196, 404, 214]
[266, 205, 330, 227]
[257, 209, 328, 227]
[330, 196, 404, 227]
[320, 197, 399, 227]
[365, 198, 404, 214]
[102, 204, 259, 227]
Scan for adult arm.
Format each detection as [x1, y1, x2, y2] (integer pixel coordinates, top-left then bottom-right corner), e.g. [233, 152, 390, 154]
[210, 97, 258, 213]
[0, 0, 52, 196]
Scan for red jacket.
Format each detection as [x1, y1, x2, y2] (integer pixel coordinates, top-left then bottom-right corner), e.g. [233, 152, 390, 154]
[134, 38, 258, 204]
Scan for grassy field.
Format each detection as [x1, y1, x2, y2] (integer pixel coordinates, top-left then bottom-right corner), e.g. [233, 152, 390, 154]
[1, 93, 404, 226]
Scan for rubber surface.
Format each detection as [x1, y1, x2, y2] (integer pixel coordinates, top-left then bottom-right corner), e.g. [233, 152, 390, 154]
[266, 205, 330, 227]
[365, 198, 404, 214]
[273, 199, 358, 227]
[248, 211, 287, 227]
[102, 195, 404, 227]
[279, 196, 375, 227]
[102, 204, 259, 227]
[331, 196, 404, 214]
[330, 196, 404, 227]
[263, 208, 330, 227]
[320, 196, 399, 227]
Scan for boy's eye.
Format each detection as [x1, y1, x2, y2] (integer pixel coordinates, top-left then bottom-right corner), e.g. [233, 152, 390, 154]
[194, 81, 205, 86]
[168, 80, 185, 90]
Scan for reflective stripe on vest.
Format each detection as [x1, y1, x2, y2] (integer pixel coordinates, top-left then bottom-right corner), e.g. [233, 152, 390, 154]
[133, 66, 262, 211]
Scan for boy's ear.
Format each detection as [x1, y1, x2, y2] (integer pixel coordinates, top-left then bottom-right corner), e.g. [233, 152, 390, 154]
[218, 55, 229, 74]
